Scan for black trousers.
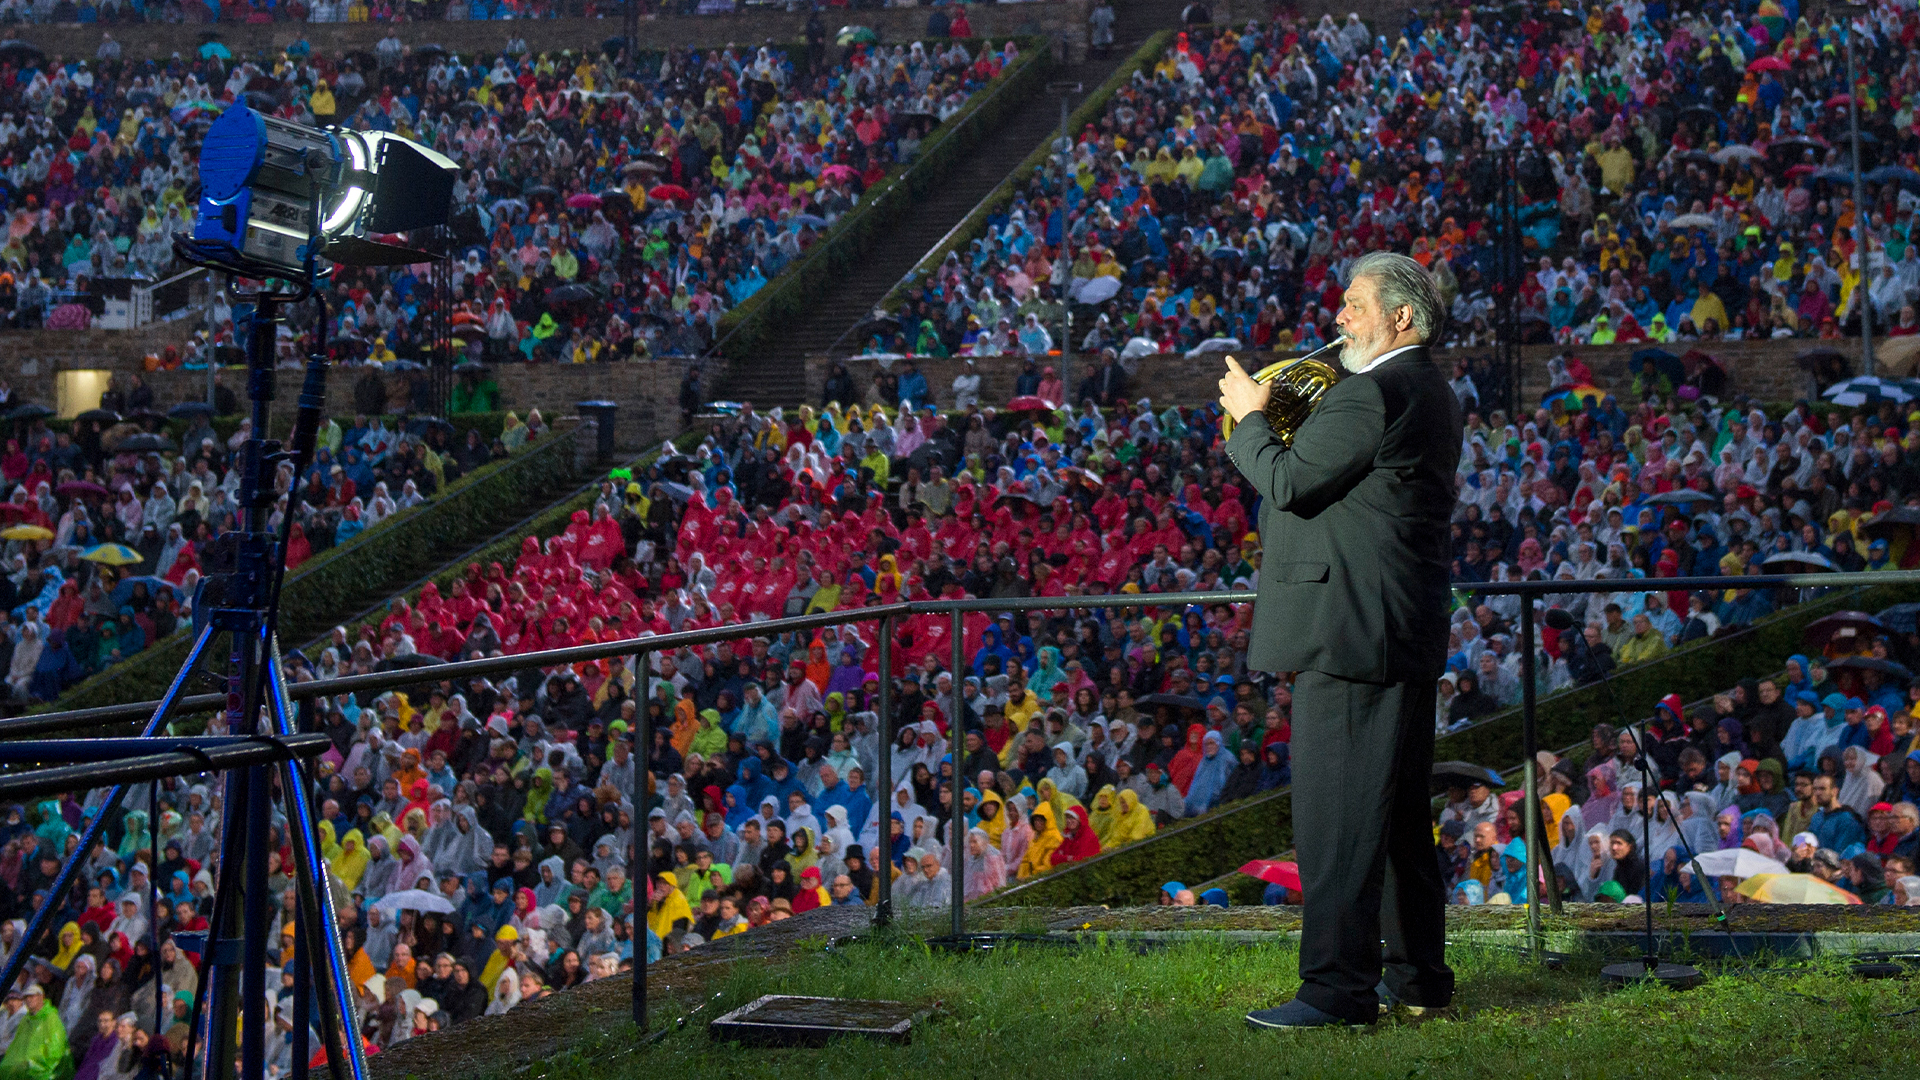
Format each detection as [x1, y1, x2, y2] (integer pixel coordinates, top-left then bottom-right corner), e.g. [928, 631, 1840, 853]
[1288, 670, 1453, 1022]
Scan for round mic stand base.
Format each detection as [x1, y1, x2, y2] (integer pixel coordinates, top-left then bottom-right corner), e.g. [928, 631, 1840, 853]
[1601, 959, 1704, 990]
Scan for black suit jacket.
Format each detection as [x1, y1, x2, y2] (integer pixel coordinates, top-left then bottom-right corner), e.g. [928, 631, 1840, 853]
[1225, 346, 1463, 683]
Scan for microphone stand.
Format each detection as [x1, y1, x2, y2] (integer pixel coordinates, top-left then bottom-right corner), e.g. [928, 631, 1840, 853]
[1544, 607, 1703, 989]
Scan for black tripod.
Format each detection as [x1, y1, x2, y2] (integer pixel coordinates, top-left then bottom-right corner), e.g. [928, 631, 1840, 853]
[1543, 607, 1704, 988]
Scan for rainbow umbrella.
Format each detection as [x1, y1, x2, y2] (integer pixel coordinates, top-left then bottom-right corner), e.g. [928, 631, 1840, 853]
[1543, 383, 1607, 408]
[1734, 873, 1862, 904]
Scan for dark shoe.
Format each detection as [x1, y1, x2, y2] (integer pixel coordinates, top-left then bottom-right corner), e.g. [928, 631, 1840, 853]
[1245, 998, 1364, 1030]
[1375, 982, 1450, 1021]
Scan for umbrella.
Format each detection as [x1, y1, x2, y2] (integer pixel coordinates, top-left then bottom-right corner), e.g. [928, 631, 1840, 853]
[452, 360, 487, 374]
[80, 544, 143, 566]
[546, 283, 599, 308]
[1759, 550, 1835, 572]
[835, 25, 878, 45]
[1767, 135, 1827, 163]
[1824, 93, 1853, 109]
[597, 189, 632, 208]
[1866, 164, 1920, 190]
[1876, 602, 1920, 634]
[54, 481, 109, 499]
[168, 401, 214, 419]
[375, 653, 447, 671]
[484, 176, 521, 197]
[1686, 849, 1789, 879]
[1641, 489, 1718, 505]
[1862, 505, 1920, 543]
[1058, 465, 1103, 488]
[1711, 145, 1763, 164]
[1747, 55, 1791, 72]
[1826, 655, 1914, 680]
[1876, 335, 1920, 376]
[110, 576, 170, 608]
[522, 184, 559, 202]
[1735, 873, 1861, 904]
[198, 41, 232, 60]
[413, 43, 447, 59]
[1071, 276, 1122, 304]
[566, 192, 602, 210]
[622, 159, 664, 176]
[1237, 859, 1303, 895]
[1134, 693, 1206, 711]
[0, 40, 45, 65]
[820, 163, 858, 183]
[1005, 396, 1054, 412]
[1431, 761, 1505, 792]
[1662, 212, 1717, 230]
[0, 525, 51, 541]
[372, 889, 455, 915]
[117, 433, 176, 453]
[1803, 611, 1888, 651]
[1822, 375, 1920, 407]
[3, 403, 52, 422]
[648, 184, 692, 202]
[1542, 383, 1607, 408]
[74, 409, 120, 424]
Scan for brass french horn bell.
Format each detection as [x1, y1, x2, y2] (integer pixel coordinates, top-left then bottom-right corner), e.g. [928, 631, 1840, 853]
[1219, 342, 1346, 447]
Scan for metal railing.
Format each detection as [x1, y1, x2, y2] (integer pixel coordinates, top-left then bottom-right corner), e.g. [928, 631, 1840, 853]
[10, 567, 1918, 1029]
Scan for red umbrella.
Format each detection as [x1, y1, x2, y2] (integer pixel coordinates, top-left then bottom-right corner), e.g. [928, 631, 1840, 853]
[1825, 93, 1853, 109]
[56, 480, 109, 499]
[1786, 163, 1816, 178]
[820, 163, 858, 183]
[1747, 55, 1791, 72]
[648, 184, 692, 202]
[1005, 395, 1052, 412]
[566, 192, 602, 210]
[1238, 859, 1302, 895]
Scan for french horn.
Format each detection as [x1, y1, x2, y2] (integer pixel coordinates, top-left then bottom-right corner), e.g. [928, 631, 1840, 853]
[1219, 340, 1346, 447]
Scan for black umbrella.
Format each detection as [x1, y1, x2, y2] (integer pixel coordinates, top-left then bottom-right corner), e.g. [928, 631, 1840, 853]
[74, 408, 120, 424]
[376, 653, 446, 671]
[1431, 761, 1506, 792]
[484, 176, 521, 197]
[1862, 505, 1920, 542]
[1804, 611, 1888, 651]
[1877, 602, 1920, 635]
[1827, 656, 1913, 680]
[523, 184, 559, 202]
[1767, 135, 1827, 162]
[117, 433, 177, 452]
[1134, 693, 1205, 711]
[168, 401, 214, 419]
[3, 403, 52, 422]
[406, 416, 456, 437]
[0, 41, 46, 65]
[452, 360, 487, 373]
[413, 43, 447, 58]
[546, 283, 599, 307]
[454, 101, 491, 121]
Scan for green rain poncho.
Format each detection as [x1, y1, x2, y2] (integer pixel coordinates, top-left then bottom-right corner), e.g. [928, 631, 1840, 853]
[0, 999, 73, 1079]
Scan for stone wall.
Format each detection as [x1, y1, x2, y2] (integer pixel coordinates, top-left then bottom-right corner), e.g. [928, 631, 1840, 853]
[802, 339, 1824, 415]
[13, 2, 1098, 64]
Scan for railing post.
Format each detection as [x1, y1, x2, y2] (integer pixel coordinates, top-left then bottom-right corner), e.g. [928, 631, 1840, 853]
[949, 606, 965, 936]
[632, 650, 651, 1031]
[875, 615, 894, 926]
[1520, 599, 1544, 959]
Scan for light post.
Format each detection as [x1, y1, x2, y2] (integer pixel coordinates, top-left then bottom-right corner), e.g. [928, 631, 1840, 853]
[1048, 80, 1083, 402]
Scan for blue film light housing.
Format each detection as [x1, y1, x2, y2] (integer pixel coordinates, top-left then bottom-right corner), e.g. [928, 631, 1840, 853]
[184, 104, 458, 280]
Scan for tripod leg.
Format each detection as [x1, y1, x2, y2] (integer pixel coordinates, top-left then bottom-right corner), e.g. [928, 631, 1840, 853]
[266, 647, 368, 1080]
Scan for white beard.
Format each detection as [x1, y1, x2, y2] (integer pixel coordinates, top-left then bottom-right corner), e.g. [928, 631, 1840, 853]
[1337, 328, 1391, 373]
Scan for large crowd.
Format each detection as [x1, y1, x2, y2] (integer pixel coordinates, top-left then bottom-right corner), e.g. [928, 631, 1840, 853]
[1, 369, 548, 709]
[17, 0, 1920, 1071]
[867, 1, 1920, 363]
[0, 26, 1011, 365]
[1442, 640, 1920, 909]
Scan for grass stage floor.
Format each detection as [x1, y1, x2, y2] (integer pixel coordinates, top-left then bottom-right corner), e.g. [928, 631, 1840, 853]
[369, 905, 1920, 1080]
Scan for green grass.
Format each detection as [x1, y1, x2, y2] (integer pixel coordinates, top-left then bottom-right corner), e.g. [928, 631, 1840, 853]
[507, 933, 1920, 1080]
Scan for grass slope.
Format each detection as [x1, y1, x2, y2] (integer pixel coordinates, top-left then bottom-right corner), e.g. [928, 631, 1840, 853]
[495, 933, 1919, 1080]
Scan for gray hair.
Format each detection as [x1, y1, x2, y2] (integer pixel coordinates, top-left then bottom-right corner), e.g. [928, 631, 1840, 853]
[1348, 251, 1446, 345]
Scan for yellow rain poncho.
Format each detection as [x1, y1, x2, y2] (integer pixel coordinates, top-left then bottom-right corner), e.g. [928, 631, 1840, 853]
[1017, 804, 1061, 879]
[1111, 788, 1157, 846]
[331, 829, 371, 889]
[1087, 786, 1122, 849]
[647, 873, 694, 939]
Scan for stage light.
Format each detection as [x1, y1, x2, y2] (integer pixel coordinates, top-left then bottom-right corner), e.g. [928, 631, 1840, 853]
[186, 103, 457, 280]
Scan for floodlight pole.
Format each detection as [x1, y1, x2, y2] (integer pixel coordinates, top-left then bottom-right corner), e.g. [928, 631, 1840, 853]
[1844, 9, 1874, 376]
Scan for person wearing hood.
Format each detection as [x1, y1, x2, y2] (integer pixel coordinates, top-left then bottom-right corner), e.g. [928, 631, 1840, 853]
[533, 856, 570, 909]
[1045, 742, 1087, 801]
[1182, 730, 1235, 816]
[1048, 805, 1101, 866]
[1016, 807, 1061, 879]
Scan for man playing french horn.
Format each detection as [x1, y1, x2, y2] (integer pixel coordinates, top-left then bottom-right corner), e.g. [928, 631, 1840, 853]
[1219, 252, 1465, 1030]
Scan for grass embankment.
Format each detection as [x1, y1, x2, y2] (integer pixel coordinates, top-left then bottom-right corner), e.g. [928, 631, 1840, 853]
[493, 932, 1920, 1080]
